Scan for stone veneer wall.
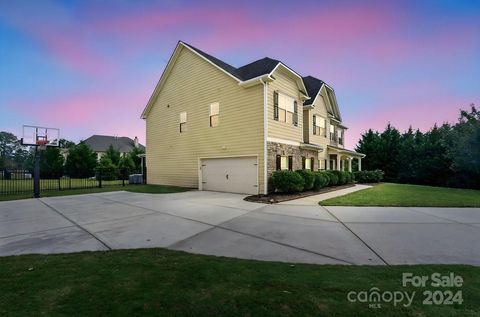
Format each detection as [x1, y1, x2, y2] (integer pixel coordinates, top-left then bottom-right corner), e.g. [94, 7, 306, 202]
[266, 141, 318, 192]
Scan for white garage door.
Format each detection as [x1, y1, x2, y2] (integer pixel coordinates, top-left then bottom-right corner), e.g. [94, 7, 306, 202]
[201, 156, 258, 195]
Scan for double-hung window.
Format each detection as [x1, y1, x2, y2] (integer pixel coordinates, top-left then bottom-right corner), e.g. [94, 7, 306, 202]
[329, 124, 335, 141]
[179, 112, 187, 133]
[304, 157, 312, 170]
[274, 91, 297, 126]
[276, 155, 289, 170]
[313, 116, 326, 136]
[209, 102, 219, 127]
[320, 118, 326, 136]
[338, 128, 344, 145]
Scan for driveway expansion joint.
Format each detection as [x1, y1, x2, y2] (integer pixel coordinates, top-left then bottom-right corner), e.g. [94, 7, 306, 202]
[98, 195, 355, 265]
[321, 205, 390, 266]
[406, 207, 480, 228]
[38, 199, 112, 250]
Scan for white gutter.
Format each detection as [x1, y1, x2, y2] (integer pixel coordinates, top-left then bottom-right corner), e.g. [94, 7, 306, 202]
[261, 78, 269, 195]
[239, 74, 273, 87]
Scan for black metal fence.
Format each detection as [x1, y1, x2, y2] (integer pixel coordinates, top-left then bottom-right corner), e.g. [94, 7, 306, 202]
[0, 168, 142, 197]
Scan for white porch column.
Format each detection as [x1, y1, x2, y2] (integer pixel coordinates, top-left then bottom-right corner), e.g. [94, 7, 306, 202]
[326, 157, 330, 170]
[336, 155, 341, 171]
[348, 158, 352, 172]
[358, 157, 362, 171]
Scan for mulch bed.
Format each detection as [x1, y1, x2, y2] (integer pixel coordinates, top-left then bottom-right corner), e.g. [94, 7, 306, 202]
[244, 183, 356, 204]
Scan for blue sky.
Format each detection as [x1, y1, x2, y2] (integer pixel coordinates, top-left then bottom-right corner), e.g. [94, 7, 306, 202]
[1, 0, 479, 147]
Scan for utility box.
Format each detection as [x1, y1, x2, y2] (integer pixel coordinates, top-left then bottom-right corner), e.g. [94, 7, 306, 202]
[129, 174, 143, 184]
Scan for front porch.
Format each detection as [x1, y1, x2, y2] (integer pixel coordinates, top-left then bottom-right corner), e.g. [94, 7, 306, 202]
[326, 145, 365, 172]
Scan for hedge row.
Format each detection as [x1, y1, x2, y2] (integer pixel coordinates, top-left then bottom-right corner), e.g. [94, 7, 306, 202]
[272, 170, 355, 193]
[354, 170, 384, 183]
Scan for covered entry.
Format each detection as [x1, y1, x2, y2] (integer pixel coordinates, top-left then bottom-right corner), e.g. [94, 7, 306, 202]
[200, 156, 258, 195]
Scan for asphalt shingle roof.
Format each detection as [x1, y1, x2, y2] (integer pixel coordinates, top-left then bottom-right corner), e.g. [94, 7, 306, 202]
[83, 135, 145, 153]
[182, 42, 280, 81]
[236, 57, 280, 80]
[302, 76, 325, 105]
[182, 42, 328, 102]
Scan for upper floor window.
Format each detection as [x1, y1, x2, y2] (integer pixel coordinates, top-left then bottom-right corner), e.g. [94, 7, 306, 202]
[313, 116, 326, 136]
[273, 91, 297, 126]
[339, 128, 344, 145]
[209, 102, 219, 127]
[320, 118, 326, 136]
[329, 124, 336, 141]
[179, 112, 187, 133]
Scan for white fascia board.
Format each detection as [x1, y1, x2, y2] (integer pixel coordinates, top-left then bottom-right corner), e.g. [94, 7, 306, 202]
[180, 42, 241, 83]
[239, 74, 273, 87]
[141, 42, 184, 119]
[269, 63, 310, 98]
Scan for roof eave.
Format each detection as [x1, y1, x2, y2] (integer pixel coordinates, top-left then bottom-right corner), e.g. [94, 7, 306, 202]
[238, 74, 274, 87]
[269, 63, 310, 100]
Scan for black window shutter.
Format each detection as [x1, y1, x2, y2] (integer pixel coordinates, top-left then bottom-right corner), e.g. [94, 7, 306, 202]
[276, 155, 281, 170]
[273, 91, 279, 120]
[302, 156, 305, 169]
[313, 115, 316, 134]
[293, 101, 298, 126]
[288, 156, 293, 171]
[311, 157, 315, 170]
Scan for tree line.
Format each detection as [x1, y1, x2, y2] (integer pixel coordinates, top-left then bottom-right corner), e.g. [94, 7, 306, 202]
[0, 133, 145, 179]
[355, 105, 480, 189]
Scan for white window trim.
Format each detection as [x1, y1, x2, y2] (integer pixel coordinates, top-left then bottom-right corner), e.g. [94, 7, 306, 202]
[277, 91, 297, 126]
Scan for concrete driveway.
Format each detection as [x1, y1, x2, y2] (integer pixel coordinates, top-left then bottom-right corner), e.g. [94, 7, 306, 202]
[1, 191, 479, 266]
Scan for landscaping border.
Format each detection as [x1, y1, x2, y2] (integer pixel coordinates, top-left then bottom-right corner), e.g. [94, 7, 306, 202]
[245, 184, 356, 204]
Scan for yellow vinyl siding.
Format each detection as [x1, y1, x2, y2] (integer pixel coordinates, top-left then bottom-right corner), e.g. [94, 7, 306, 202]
[267, 68, 303, 142]
[146, 47, 265, 193]
[308, 93, 331, 161]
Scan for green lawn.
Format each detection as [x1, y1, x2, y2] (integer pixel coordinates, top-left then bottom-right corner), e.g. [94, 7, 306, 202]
[0, 184, 189, 201]
[0, 248, 478, 316]
[321, 183, 480, 207]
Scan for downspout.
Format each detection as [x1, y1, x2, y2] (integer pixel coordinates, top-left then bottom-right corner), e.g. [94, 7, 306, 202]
[262, 79, 268, 195]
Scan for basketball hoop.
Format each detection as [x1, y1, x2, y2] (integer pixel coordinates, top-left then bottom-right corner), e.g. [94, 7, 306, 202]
[36, 139, 48, 151]
[20, 125, 60, 198]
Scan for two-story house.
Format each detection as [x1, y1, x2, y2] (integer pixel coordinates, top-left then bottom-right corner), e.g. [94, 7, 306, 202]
[141, 41, 364, 195]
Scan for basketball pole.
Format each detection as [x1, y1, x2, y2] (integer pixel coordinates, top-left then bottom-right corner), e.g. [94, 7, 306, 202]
[33, 146, 40, 198]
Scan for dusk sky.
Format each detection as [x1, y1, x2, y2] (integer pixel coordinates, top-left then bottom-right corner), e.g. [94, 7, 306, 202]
[1, 0, 479, 148]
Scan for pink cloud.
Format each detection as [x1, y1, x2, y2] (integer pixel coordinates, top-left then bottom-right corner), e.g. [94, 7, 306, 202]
[8, 88, 149, 143]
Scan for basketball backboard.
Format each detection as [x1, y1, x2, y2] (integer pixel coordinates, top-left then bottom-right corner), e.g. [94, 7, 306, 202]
[21, 125, 60, 147]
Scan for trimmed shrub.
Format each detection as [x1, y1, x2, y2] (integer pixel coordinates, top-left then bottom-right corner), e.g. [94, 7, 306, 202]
[321, 171, 331, 186]
[325, 171, 338, 186]
[354, 170, 384, 183]
[313, 172, 329, 190]
[330, 170, 347, 185]
[349, 171, 355, 182]
[295, 169, 315, 191]
[343, 171, 353, 184]
[272, 170, 305, 193]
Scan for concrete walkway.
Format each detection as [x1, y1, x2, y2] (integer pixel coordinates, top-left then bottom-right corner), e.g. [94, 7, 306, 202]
[280, 184, 372, 205]
[1, 191, 479, 266]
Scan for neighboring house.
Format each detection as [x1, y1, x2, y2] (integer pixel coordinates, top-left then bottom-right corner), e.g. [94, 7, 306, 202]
[83, 135, 145, 160]
[142, 41, 364, 195]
